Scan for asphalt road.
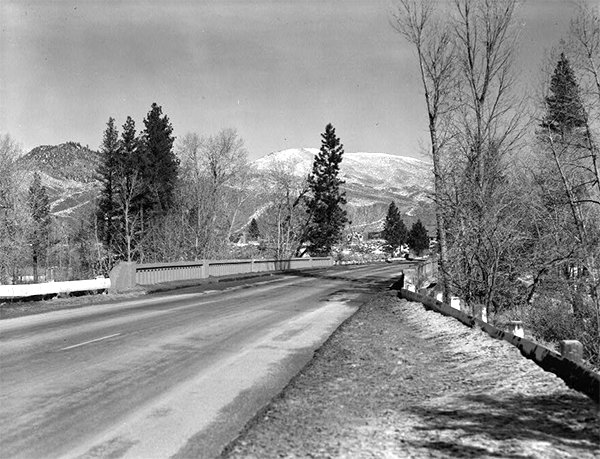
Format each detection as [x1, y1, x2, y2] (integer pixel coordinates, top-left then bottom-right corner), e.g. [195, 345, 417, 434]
[0, 262, 411, 459]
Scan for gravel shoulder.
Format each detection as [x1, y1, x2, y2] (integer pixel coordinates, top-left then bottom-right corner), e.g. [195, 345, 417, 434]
[221, 292, 600, 459]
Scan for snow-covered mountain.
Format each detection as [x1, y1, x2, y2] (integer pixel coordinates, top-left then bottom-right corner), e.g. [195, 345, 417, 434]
[19, 142, 100, 219]
[252, 148, 435, 232]
[21, 143, 434, 231]
[253, 148, 433, 208]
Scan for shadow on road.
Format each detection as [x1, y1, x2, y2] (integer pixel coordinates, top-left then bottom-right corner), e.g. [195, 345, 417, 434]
[406, 392, 599, 456]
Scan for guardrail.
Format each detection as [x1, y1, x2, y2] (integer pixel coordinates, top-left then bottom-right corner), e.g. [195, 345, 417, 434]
[396, 288, 600, 404]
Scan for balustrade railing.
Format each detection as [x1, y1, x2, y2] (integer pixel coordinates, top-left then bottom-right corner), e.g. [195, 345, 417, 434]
[110, 257, 334, 292]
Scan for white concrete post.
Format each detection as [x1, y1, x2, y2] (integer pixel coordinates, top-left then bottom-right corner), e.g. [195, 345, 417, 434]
[450, 296, 460, 310]
[560, 340, 583, 364]
[473, 304, 488, 323]
[509, 320, 524, 338]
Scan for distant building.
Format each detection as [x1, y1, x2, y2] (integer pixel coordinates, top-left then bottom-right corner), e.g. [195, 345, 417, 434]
[367, 231, 383, 240]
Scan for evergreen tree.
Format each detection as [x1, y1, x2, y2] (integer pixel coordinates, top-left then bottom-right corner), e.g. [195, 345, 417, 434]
[382, 201, 407, 255]
[97, 118, 120, 252]
[120, 116, 139, 170]
[28, 172, 51, 282]
[139, 103, 178, 216]
[542, 53, 587, 135]
[304, 123, 348, 256]
[407, 219, 429, 256]
[248, 218, 261, 240]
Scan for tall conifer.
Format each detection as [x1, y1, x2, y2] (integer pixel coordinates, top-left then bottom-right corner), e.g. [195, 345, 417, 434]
[382, 201, 407, 255]
[248, 218, 261, 241]
[304, 123, 348, 256]
[407, 219, 429, 256]
[139, 103, 178, 216]
[97, 117, 120, 252]
[542, 53, 587, 135]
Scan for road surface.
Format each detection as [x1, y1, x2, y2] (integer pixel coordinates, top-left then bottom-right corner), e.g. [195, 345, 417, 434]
[0, 262, 410, 459]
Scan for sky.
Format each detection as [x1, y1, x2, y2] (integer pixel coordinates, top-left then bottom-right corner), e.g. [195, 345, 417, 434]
[0, 0, 582, 161]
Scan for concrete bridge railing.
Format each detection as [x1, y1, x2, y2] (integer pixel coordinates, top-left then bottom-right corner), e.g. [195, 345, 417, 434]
[110, 257, 334, 293]
[0, 257, 335, 300]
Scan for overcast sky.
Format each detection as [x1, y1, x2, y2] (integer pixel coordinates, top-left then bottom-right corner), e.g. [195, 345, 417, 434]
[0, 0, 581, 160]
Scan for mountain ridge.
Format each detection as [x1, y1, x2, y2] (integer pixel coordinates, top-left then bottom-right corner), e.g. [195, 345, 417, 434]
[20, 143, 435, 229]
[255, 148, 433, 207]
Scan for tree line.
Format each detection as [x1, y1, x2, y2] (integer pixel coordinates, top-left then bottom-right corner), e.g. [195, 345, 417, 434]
[393, 0, 599, 366]
[96, 116, 350, 264]
[0, 114, 355, 283]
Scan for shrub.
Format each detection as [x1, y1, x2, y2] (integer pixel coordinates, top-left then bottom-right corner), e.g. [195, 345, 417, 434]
[526, 296, 599, 369]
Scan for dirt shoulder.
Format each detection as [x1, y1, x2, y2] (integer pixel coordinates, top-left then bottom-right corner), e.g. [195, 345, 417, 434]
[221, 292, 599, 459]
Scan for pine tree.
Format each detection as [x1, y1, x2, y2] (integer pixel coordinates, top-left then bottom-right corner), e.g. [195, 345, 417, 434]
[139, 103, 178, 216]
[542, 53, 587, 135]
[28, 172, 51, 282]
[248, 218, 261, 241]
[304, 123, 348, 256]
[382, 201, 407, 255]
[407, 219, 429, 256]
[120, 116, 139, 171]
[97, 118, 120, 252]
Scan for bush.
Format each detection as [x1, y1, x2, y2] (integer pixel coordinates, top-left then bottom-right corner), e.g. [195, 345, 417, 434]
[526, 296, 599, 369]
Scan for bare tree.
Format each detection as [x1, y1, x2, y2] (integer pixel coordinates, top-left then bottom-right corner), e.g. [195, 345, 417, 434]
[391, 0, 455, 302]
[177, 132, 207, 258]
[222, 165, 256, 243]
[261, 158, 309, 259]
[0, 134, 24, 215]
[0, 134, 29, 284]
[568, 1, 600, 205]
[392, 0, 526, 317]
[569, 2, 600, 313]
[444, 0, 528, 317]
[115, 168, 142, 262]
[569, 2, 600, 104]
[176, 128, 248, 259]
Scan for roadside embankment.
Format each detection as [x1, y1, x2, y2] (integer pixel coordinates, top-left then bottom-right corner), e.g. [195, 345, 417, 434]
[221, 292, 599, 458]
[399, 289, 600, 403]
